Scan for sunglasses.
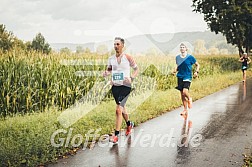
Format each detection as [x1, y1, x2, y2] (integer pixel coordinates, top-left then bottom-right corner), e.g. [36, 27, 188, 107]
[114, 43, 121, 46]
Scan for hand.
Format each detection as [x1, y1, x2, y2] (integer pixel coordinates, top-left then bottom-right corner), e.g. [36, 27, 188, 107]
[103, 71, 110, 77]
[172, 71, 177, 76]
[123, 77, 132, 84]
[193, 71, 198, 78]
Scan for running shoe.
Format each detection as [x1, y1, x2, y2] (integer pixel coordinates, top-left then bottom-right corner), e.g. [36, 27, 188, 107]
[125, 122, 134, 136]
[111, 135, 118, 143]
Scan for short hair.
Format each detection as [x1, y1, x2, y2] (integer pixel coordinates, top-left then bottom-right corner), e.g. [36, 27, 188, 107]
[180, 43, 187, 48]
[114, 37, 125, 44]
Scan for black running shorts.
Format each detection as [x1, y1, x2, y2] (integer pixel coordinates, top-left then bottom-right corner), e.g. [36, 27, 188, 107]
[112, 85, 131, 107]
[175, 78, 191, 91]
[242, 65, 247, 71]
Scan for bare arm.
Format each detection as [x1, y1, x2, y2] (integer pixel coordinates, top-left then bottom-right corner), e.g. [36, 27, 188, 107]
[239, 57, 244, 62]
[131, 66, 139, 79]
[193, 62, 200, 78]
[123, 65, 139, 84]
[103, 65, 112, 77]
[172, 65, 178, 75]
[125, 54, 139, 80]
[248, 57, 251, 64]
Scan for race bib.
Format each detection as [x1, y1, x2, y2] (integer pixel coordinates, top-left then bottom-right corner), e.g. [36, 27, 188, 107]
[112, 71, 124, 84]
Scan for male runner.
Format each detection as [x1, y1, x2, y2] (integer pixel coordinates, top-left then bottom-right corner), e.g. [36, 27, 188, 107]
[103, 37, 139, 143]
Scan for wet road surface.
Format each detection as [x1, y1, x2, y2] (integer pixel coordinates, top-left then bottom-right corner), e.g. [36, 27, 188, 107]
[50, 79, 252, 167]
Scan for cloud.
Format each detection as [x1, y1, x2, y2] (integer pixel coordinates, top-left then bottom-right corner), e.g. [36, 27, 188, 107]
[36, 0, 125, 21]
[0, 0, 207, 43]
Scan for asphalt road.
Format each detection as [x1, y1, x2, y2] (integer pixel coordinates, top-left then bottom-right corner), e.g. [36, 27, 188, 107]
[50, 79, 252, 167]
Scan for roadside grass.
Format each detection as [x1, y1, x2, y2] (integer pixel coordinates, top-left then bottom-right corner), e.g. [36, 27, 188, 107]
[243, 153, 252, 167]
[0, 70, 251, 167]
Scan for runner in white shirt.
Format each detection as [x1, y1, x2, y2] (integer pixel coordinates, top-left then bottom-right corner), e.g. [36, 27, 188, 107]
[103, 37, 139, 143]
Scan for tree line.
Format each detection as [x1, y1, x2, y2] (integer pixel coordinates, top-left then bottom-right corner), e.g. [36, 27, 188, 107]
[0, 24, 51, 54]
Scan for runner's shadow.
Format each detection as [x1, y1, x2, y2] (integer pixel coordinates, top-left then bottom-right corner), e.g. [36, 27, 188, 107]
[176, 114, 192, 164]
[243, 81, 246, 101]
[109, 135, 132, 167]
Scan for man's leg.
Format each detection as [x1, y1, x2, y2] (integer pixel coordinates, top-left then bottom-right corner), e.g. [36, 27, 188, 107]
[182, 88, 192, 108]
[119, 86, 134, 134]
[180, 90, 187, 110]
[122, 107, 129, 122]
[182, 88, 190, 101]
[122, 106, 134, 136]
[111, 105, 123, 143]
[115, 105, 123, 132]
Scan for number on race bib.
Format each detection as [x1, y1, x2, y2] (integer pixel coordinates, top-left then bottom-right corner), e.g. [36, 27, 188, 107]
[112, 72, 124, 81]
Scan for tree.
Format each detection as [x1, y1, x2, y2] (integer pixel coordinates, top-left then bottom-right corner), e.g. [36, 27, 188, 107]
[0, 24, 15, 52]
[84, 48, 91, 54]
[0, 24, 27, 52]
[220, 49, 229, 55]
[76, 46, 84, 54]
[60, 47, 71, 55]
[31, 32, 51, 54]
[96, 44, 108, 55]
[208, 47, 220, 55]
[13, 37, 26, 50]
[215, 40, 237, 54]
[192, 0, 252, 56]
[193, 39, 208, 55]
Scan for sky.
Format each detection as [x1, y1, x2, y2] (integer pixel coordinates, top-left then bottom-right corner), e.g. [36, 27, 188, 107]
[0, 0, 208, 44]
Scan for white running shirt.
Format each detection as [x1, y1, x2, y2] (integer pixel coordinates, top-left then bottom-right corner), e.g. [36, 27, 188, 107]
[107, 53, 137, 86]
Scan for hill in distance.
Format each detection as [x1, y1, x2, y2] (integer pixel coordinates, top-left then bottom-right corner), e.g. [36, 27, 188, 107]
[50, 31, 235, 54]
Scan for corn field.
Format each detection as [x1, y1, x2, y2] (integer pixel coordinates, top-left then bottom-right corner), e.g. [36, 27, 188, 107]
[0, 50, 241, 117]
